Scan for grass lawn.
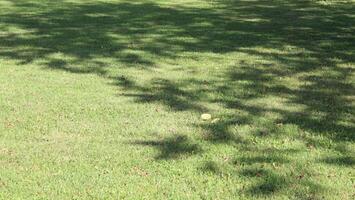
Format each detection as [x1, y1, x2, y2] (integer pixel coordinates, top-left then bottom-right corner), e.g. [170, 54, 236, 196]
[0, 0, 354, 199]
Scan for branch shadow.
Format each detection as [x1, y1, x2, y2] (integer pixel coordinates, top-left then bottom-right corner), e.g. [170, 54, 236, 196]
[129, 135, 202, 160]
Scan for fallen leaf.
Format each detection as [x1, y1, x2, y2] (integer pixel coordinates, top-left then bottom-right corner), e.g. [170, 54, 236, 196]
[272, 162, 277, 169]
[201, 113, 212, 120]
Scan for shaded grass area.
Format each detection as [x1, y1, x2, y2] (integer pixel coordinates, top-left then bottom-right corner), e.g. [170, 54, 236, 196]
[0, 0, 354, 199]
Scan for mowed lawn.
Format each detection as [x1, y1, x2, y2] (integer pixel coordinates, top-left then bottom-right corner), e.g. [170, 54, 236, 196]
[0, 0, 354, 199]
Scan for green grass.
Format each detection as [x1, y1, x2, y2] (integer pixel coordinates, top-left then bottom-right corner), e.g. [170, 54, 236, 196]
[0, 0, 354, 199]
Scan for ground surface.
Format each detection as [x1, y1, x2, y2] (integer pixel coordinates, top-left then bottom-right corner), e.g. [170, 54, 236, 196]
[0, 0, 354, 199]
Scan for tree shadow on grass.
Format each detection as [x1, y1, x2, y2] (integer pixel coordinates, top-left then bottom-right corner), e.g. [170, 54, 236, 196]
[239, 167, 325, 199]
[321, 155, 355, 167]
[113, 76, 206, 111]
[129, 135, 202, 160]
[1, 0, 354, 198]
[0, 1, 241, 69]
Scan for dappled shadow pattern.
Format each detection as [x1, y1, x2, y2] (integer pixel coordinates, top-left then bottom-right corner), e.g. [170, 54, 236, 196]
[0, 0, 241, 69]
[239, 167, 324, 198]
[322, 155, 355, 167]
[114, 77, 206, 111]
[199, 147, 326, 198]
[1, 0, 354, 198]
